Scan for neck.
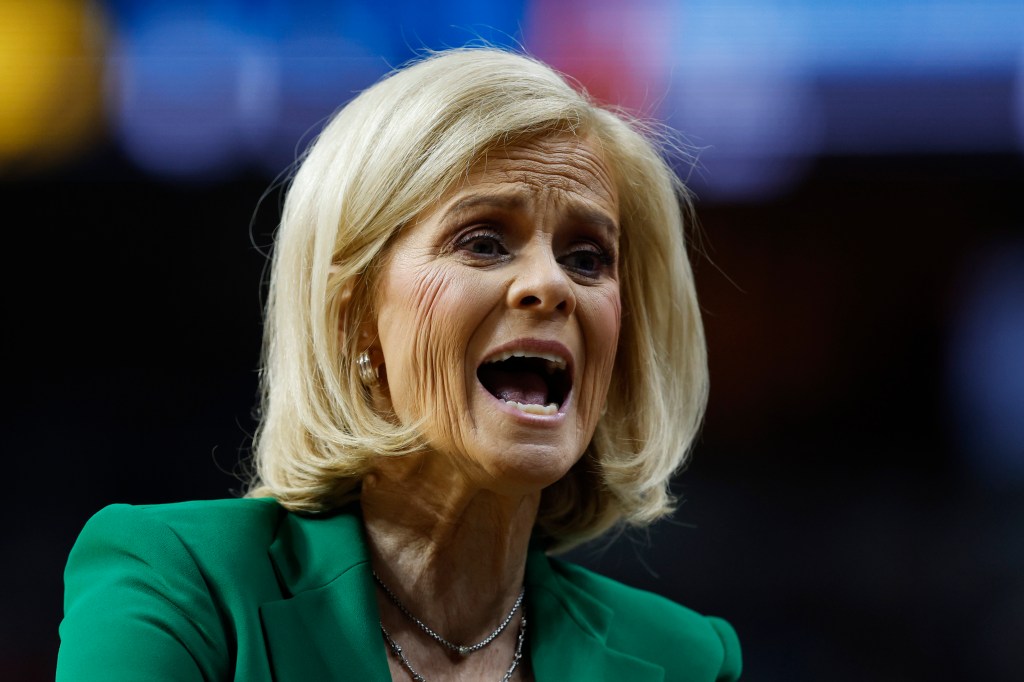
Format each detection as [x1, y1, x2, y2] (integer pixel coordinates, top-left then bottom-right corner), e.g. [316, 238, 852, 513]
[360, 452, 539, 644]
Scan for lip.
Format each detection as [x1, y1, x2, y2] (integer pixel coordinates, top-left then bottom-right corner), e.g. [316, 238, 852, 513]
[479, 338, 575, 380]
[476, 338, 575, 424]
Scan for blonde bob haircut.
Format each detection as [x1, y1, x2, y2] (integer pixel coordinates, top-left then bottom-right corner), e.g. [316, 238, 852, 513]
[247, 47, 708, 553]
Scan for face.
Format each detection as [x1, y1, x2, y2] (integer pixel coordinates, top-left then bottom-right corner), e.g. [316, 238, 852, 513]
[372, 134, 622, 494]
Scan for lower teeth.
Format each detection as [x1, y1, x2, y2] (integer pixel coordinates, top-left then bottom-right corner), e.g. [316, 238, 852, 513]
[502, 399, 558, 415]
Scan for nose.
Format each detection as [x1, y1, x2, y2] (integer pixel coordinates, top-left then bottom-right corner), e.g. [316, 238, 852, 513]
[507, 247, 576, 316]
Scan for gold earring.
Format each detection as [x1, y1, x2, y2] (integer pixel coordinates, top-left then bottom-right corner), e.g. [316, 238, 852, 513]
[357, 350, 379, 388]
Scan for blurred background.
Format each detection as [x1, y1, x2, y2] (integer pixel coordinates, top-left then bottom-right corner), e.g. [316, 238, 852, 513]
[3, 0, 1022, 679]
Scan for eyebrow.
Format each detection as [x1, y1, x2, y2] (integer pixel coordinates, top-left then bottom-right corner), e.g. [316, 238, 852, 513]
[446, 194, 526, 216]
[567, 204, 620, 241]
[444, 193, 620, 240]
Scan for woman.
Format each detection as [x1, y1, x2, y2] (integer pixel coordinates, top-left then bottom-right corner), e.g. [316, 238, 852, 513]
[57, 48, 741, 681]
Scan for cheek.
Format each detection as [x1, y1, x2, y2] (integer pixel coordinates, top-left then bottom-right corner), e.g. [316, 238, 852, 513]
[378, 266, 479, 446]
[579, 289, 622, 417]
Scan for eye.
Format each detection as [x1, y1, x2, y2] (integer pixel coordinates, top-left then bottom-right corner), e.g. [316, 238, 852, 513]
[559, 243, 614, 279]
[454, 229, 509, 261]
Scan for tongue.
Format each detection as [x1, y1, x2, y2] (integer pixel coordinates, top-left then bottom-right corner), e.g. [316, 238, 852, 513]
[479, 365, 549, 405]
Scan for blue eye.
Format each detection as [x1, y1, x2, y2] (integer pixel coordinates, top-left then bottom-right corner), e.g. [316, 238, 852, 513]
[455, 230, 508, 260]
[467, 237, 501, 255]
[560, 246, 614, 278]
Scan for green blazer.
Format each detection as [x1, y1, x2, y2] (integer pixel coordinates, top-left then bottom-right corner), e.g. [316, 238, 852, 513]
[57, 498, 741, 681]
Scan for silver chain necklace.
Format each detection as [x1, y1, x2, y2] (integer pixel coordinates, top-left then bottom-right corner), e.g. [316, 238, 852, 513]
[371, 570, 525, 656]
[380, 613, 526, 682]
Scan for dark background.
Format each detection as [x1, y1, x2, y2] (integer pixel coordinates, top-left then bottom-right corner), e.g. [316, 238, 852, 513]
[4, 1, 1024, 680]
[8, 150, 1022, 681]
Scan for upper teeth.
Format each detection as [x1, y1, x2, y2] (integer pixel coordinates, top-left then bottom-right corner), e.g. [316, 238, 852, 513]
[485, 350, 567, 372]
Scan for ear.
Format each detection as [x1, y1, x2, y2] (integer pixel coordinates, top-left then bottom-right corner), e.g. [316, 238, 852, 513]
[335, 275, 355, 335]
[335, 276, 384, 377]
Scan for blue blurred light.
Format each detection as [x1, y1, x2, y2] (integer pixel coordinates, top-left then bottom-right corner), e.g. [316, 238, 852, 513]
[252, 0, 527, 172]
[1015, 45, 1024, 154]
[95, 0, 1024, 187]
[255, 33, 385, 174]
[384, 0, 525, 52]
[664, 1, 822, 201]
[948, 241, 1024, 487]
[101, 0, 529, 179]
[789, 0, 1024, 76]
[108, 9, 251, 178]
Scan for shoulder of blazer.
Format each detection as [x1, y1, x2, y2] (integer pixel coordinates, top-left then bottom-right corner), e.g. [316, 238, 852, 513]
[77, 497, 375, 593]
[61, 498, 391, 682]
[536, 555, 743, 682]
[79, 498, 287, 575]
[94, 496, 286, 541]
[59, 498, 290, 681]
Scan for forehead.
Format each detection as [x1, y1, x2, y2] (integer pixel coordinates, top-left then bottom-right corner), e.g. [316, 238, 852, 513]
[455, 134, 619, 217]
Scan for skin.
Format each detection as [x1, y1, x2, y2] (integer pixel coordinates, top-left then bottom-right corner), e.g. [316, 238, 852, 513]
[358, 134, 622, 680]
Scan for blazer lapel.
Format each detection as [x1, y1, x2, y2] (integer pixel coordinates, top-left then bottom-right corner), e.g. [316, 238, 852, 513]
[257, 509, 663, 681]
[259, 508, 391, 681]
[527, 549, 665, 682]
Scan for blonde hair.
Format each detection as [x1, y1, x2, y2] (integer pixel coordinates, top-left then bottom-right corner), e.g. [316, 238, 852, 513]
[247, 48, 708, 552]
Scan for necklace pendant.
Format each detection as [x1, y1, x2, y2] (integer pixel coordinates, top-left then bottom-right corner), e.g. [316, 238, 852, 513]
[457, 645, 471, 657]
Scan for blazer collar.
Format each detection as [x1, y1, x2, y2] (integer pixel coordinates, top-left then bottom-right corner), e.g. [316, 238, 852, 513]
[527, 549, 666, 682]
[259, 507, 663, 682]
[260, 506, 392, 680]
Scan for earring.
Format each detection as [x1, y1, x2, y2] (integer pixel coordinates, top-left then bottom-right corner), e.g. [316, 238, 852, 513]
[357, 350, 379, 388]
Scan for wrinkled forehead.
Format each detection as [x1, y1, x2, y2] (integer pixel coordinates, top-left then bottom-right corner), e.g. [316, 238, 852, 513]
[462, 133, 619, 211]
[384, 132, 622, 258]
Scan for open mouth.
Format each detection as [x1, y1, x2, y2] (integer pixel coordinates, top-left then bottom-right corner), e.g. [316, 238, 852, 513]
[477, 351, 572, 416]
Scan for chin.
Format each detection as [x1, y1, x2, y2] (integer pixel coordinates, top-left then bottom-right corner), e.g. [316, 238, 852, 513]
[464, 430, 586, 497]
